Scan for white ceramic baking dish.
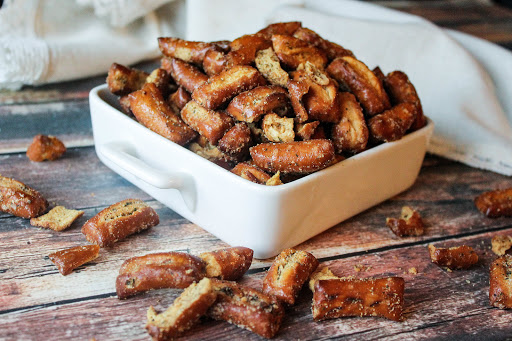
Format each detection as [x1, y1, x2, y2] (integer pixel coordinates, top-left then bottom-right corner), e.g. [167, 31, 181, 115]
[90, 84, 434, 258]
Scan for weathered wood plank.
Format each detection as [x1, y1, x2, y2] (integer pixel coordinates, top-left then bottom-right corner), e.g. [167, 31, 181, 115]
[1, 229, 511, 340]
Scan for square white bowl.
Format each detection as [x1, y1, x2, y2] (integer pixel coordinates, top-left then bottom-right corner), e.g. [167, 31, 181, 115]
[90, 84, 434, 258]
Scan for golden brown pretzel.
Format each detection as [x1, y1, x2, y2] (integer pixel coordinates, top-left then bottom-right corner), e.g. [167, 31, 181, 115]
[48, 245, 100, 276]
[116, 251, 206, 299]
[230, 162, 272, 184]
[250, 139, 335, 174]
[290, 62, 342, 123]
[226, 34, 272, 67]
[256, 21, 302, 39]
[327, 56, 390, 116]
[225, 85, 288, 123]
[489, 254, 512, 309]
[475, 187, 512, 218]
[295, 121, 320, 140]
[192, 65, 267, 110]
[81, 198, 159, 247]
[331, 92, 368, 154]
[368, 102, 417, 143]
[146, 278, 218, 341]
[168, 86, 191, 114]
[255, 48, 290, 87]
[293, 27, 353, 60]
[428, 244, 478, 270]
[261, 113, 295, 143]
[262, 248, 319, 305]
[208, 279, 285, 338]
[203, 49, 228, 76]
[384, 70, 426, 130]
[0, 175, 48, 219]
[199, 246, 253, 280]
[386, 206, 424, 237]
[217, 122, 253, 160]
[146, 68, 175, 98]
[128, 83, 198, 145]
[158, 37, 216, 65]
[164, 57, 208, 94]
[312, 277, 405, 321]
[181, 100, 234, 145]
[106, 63, 148, 96]
[272, 34, 328, 70]
[26, 134, 66, 162]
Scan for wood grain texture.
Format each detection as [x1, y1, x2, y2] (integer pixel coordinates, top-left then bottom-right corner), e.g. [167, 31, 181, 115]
[1, 1, 512, 340]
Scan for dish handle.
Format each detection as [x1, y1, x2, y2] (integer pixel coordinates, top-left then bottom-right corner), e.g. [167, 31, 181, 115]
[97, 142, 196, 211]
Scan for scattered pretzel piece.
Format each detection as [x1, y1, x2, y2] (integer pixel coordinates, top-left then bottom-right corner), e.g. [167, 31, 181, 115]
[208, 279, 285, 338]
[489, 254, 512, 309]
[312, 277, 405, 321]
[263, 248, 319, 305]
[30, 206, 84, 231]
[48, 245, 100, 276]
[386, 206, 424, 237]
[199, 247, 253, 281]
[308, 266, 340, 292]
[491, 235, 512, 256]
[428, 244, 478, 270]
[475, 187, 512, 218]
[26, 135, 66, 162]
[146, 278, 217, 341]
[116, 252, 206, 299]
[81, 199, 159, 247]
[0, 175, 48, 219]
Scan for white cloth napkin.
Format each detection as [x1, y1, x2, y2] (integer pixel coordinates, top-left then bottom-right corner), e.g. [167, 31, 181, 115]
[2, 0, 512, 176]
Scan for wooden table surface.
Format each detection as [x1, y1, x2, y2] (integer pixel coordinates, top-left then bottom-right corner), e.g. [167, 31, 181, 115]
[1, 1, 512, 340]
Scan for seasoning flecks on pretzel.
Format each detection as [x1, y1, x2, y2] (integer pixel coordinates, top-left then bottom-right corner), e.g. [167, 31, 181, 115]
[272, 34, 328, 70]
[475, 187, 512, 218]
[489, 254, 512, 309]
[199, 246, 253, 281]
[331, 92, 369, 154]
[262, 248, 319, 305]
[181, 100, 234, 145]
[312, 277, 405, 322]
[0, 175, 48, 219]
[386, 206, 425, 237]
[428, 244, 478, 270]
[368, 102, 417, 143]
[48, 245, 100, 276]
[158, 37, 216, 65]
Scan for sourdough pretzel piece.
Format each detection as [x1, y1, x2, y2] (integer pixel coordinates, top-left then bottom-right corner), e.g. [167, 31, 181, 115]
[146, 278, 217, 341]
[116, 252, 206, 299]
[208, 279, 285, 338]
[0, 175, 48, 219]
[226, 34, 272, 67]
[287, 78, 311, 123]
[428, 244, 478, 270]
[163, 57, 208, 94]
[491, 235, 512, 256]
[181, 101, 234, 145]
[308, 266, 339, 292]
[158, 37, 216, 65]
[48, 245, 100, 276]
[106, 63, 148, 96]
[384, 70, 426, 130]
[272, 34, 328, 70]
[312, 277, 405, 321]
[217, 122, 253, 160]
[331, 92, 369, 154]
[293, 27, 353, 61]
[26, 134, 67, 162]
[250, 139, 335, 174]
[203, 49, 227, 76]
[168, 86, 191, 114]
[230, 162, 272, 184]
[188, 140, 236, 169]
[291, 62, 342, 123]
[30, 205, 84, 232]
[295, 121, 320, 140]
[199, 247, 254, 281]
[225, 85, 289, 123]
[262, 248, 319, 305]
[257, 21, 302, 40]
[368, 102, 417, 143]
[386, 206, 424, 237]
[475, 187, 512, 218]
[327, 56, 391, 116]
[489, 254, 512, 309]
[192, 65, 267, 110]
[255, 48, 290, 87]
[261, 113, 295, 143]
[82, 199, 159, 247]
[146, 68, 175, 98]
[129, 83, 198, 146]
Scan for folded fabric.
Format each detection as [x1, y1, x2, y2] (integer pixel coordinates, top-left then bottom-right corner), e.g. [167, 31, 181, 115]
[1, 0, 511, 177]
